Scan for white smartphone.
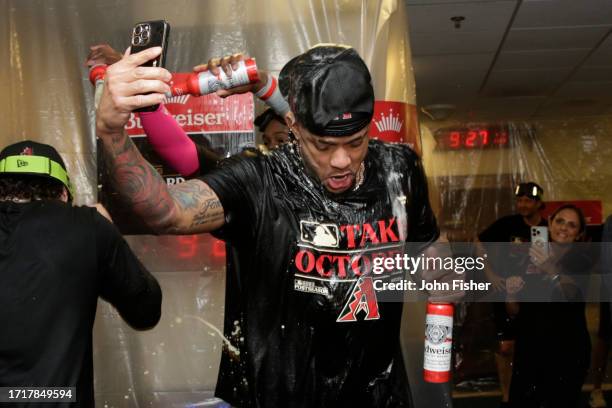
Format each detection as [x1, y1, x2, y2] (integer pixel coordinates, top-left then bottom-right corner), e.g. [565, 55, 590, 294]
[531, 226, 549, 256]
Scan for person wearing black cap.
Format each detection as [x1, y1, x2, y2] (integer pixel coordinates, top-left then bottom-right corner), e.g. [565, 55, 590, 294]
[96, 44, 450, 407]
[476, 181, 546, 408]
[0, 140, 162, 407]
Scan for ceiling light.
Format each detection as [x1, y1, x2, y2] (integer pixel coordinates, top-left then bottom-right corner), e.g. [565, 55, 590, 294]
[450, 16, 466, 29]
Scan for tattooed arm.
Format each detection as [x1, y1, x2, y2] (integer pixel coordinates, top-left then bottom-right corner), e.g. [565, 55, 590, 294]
[96, 47, 224, 234]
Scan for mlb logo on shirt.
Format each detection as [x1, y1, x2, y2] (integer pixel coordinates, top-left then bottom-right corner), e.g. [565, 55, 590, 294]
[300, 221, 340, 248]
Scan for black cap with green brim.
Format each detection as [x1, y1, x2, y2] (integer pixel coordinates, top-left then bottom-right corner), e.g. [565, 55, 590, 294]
[0, 140, 73, 198]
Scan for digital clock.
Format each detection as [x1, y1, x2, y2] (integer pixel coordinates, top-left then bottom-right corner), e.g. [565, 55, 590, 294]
[434, 125, 510, 150]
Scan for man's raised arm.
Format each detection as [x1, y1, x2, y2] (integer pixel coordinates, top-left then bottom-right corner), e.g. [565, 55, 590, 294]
[95, 47, 224, 234]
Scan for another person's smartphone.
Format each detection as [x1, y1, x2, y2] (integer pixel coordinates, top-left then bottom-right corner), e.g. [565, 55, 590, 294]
[531, 226, 549, 256]
[130, 20, 170, 112]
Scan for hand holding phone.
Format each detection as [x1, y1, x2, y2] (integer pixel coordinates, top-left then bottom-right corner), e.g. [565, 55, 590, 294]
[530, 226, 549, 259]
[95, 45, 171, 135]
[130, 20, 170, 112]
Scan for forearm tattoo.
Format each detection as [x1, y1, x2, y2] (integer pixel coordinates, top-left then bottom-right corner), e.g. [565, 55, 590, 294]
[169, 179, 225, 230]
[100, 131, 223, 233]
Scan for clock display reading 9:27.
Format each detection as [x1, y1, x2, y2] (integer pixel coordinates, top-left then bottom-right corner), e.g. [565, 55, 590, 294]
[434, 125, 510, 150]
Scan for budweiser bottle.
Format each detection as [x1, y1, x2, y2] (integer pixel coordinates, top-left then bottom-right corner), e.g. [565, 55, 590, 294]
[169, 58, 259, 97]
[423, 302, 453, 383]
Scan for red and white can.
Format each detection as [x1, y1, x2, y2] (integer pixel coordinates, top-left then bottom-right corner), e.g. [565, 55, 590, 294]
[169, 58, 259, 97]
[423, 302, 453, 383]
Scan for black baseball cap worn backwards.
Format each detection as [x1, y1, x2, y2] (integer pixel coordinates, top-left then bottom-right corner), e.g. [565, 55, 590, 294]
[287, 44, 374, 137]
[0, 140, 73, 198]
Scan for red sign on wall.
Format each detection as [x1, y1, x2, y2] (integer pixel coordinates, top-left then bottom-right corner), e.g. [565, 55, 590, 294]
[542, 200, 603, 225]
[369, 101, 420, 153]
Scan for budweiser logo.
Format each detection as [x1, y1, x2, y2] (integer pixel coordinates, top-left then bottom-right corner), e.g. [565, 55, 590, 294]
[426, 324, 451, 344]
[374, 109, 403, 134]
[164, 94, 190, 105]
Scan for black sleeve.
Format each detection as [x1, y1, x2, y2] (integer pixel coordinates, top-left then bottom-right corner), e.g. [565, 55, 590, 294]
[95, 212, 162, 330]
[553, 248, 594, 301]
[478, 219, 502, 242]
[602, 216, 612, 315]
[199, 155, 265, 240]
[194, 142, 222, 175]
[603, 215, 612, 274]
[405, 150, 440, 245]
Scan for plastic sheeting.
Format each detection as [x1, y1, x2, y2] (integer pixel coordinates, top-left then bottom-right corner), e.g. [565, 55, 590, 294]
[421, 118, 612, 240]
[93, 235, 228, 407]
[1, 0, 418, 200]
[420, 118, 612, 391]
[1, 0, 448, 407]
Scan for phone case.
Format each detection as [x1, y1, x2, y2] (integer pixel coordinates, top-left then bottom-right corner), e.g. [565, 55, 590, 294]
[531, 226, 549, 256]
[531, 226, 548, 243]
[130, 20, 170, 112]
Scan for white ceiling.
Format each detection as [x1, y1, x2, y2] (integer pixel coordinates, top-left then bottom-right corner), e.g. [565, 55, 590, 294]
[406, 0, 612, 120]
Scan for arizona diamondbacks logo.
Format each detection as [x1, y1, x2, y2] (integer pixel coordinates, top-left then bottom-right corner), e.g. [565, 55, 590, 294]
[336, 277, 380, 322]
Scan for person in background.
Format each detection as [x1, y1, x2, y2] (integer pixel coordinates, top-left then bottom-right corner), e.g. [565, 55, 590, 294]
[508, 204, 592, 408]
[591, 215, 612, 408]
[477, 181, 547, 408]
[254, 108, 290, 149]
[0, 140, 162, 407]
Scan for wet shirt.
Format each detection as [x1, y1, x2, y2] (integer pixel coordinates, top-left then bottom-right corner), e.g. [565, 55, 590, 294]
[479, 214, 547, 277]
[201, 140, 439, 408]
[0, 201, 161, 408]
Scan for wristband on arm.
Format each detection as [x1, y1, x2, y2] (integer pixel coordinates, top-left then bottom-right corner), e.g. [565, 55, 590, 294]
[255, 75, 290, 117]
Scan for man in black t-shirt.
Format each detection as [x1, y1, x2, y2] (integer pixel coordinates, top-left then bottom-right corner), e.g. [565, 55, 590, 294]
[477, 181, 546, 407]
[0, 140, 162, 407]
[96, 44, 454, 407]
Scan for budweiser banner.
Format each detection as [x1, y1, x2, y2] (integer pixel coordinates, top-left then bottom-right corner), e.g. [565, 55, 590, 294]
[98, 75, 255, 234]
[126, 73, 255, 155]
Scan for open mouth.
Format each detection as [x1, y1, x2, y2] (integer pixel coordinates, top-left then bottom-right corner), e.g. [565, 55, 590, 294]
[327, 173, 354, 191]
[554, 232, 571, 242]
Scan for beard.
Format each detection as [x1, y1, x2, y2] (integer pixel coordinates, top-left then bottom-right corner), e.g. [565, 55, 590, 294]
[295, 140, 357, 195]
